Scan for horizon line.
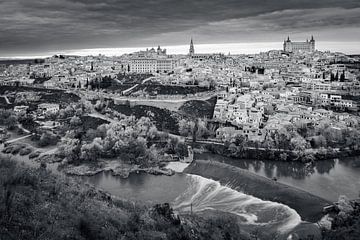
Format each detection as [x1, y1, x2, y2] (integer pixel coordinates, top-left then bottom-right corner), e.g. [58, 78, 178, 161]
[1, 41, 360, 59]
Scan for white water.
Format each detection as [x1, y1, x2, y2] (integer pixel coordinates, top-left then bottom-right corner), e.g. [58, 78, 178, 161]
[173, 175, 302, 233]
[166, 162, 190, 172]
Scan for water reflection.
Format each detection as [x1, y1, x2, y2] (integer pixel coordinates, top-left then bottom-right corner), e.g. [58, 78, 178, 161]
[264, 161, 275, 178]
[316, 159, 336, 175]
[197, 153, 360, 201]
[81, 172, 189, 204]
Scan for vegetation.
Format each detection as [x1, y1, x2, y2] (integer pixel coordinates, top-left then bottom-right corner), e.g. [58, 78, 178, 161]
[0, 155, 247, 240]
[323, 197, 360, 240]
[108, 102, 181, 134]
[58, 115, 188, 166]
[179, 96, 217, 118]
[0, 109, 17, 130]
[134, 84, 212, 96]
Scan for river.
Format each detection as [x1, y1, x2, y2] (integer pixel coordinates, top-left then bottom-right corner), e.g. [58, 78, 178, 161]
[196, 153, 360, 202]
[3, 145, 360, 236]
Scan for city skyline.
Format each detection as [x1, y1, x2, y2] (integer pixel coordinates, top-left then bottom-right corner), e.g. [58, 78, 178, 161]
[2, 40, 360, 59]
[0, 0, 360, 57]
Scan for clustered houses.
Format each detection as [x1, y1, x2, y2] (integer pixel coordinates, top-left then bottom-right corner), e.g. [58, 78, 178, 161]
[0, 37, 360, 144]
[206, 39, 360, 143]
[0, 55, 124, 90]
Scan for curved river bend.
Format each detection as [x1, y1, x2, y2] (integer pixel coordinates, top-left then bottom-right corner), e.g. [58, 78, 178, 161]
[82, 171, 301, 234]
[4, 145, 360, 237]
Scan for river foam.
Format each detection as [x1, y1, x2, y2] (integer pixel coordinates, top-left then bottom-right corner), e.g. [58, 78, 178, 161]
[173, 174, 302, 233]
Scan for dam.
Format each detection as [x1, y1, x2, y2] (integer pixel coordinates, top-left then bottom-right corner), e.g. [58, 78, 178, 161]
[183, 160, 332, 222]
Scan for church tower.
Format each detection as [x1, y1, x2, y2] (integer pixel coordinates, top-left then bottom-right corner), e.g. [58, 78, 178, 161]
[189, 38, 195, 56]
[309, 35, 315, 52]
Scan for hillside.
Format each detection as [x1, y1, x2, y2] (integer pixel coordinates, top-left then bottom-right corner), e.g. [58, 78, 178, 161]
[0, 155, 247, 240]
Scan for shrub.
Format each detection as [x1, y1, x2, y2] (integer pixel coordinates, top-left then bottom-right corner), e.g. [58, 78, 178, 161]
[19, 148, 32, 156]
[38, 132, 59, 147]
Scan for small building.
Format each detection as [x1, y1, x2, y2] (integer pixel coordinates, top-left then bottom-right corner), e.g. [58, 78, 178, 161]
[13, 105, 29, 115]
[38, 103, 60, 115]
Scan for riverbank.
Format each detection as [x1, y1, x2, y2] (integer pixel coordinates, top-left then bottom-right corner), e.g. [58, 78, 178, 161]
[191, 140, 360, 162]
[58, 160, 175, 178]
[184, 160, 332, 222]
[0, 155, 249, 240]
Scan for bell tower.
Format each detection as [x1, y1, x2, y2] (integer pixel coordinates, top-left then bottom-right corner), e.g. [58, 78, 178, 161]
[309, 35, 315, 52]
[189, 38, 195, 56]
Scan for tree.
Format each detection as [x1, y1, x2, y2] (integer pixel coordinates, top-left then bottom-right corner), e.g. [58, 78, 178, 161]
[228, 143, 238, 157]
[85, 78, 89, 88]
[70, 116, 82, 127]
[195, 119, 209, 139]
[178, 119, 195, 137]
[0, 110, 18, 130]
[290, 136, 307, 152]
[58, 137, 81, 163]
[38, 132, 59, 147]
[340, 70, 345, 82]
[80, 138, 103, 162]
[234, 135, 246, 153]
[279, 153, 288, 161]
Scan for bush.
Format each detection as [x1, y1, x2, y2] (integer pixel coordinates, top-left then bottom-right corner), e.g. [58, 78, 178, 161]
[29, 151, 41, 159]
[19, 148, 32, 156]
[38, 132, 59, 147]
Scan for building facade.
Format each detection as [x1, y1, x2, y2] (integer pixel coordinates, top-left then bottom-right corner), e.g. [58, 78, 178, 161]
[283, 36, 315, 52]
[129, 57, 179, 73]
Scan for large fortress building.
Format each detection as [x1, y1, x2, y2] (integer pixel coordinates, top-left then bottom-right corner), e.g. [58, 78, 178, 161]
[283, 36, 315, 52]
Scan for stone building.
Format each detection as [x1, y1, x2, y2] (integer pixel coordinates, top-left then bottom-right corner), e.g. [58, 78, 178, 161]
[283, 36, 315, 52]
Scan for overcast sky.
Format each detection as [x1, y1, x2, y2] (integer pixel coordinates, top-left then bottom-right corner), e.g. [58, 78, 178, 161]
[1, 0, 360, 57]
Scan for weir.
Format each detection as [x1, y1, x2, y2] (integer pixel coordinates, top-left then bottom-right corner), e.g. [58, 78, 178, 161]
[184, 160, 332, 222]
[173, 175, 302, 233]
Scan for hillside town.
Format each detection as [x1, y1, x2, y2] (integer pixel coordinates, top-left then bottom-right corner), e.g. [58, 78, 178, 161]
[3, 0, 360, 238]
[1, 16, 360, 240]
[1, 38, 360, 158]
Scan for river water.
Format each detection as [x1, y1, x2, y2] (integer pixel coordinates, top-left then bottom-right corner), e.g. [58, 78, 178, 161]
[81, 170, 301, 233]
[196, 153, 360, 202]
[3, 144, 360, 235]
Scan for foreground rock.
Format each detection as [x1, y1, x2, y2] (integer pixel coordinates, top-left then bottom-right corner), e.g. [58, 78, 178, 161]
[184, 160, 331, 222]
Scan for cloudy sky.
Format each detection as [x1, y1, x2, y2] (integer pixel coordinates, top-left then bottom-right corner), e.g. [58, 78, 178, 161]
[1, 0, 360, 57]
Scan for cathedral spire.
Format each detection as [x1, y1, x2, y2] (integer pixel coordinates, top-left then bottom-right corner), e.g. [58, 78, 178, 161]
[189, 37, 194, 56]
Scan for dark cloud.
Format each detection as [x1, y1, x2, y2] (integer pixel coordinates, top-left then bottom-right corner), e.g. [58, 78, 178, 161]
[0, 0, 359, 56]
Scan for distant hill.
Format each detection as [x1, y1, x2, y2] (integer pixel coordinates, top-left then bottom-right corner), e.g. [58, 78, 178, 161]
[0, 58, 45, 66]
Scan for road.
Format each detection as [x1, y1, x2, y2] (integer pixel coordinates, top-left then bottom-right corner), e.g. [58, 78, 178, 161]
[5, 134, 32, 144]
[121, 76, 154, 95]
[0, 95, 11, 104]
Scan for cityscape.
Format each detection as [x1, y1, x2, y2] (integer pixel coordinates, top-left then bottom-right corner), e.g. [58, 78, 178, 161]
[0, 1, 360, 240]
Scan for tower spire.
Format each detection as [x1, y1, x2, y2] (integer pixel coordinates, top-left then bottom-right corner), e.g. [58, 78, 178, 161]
[189, 37, 194, 56]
